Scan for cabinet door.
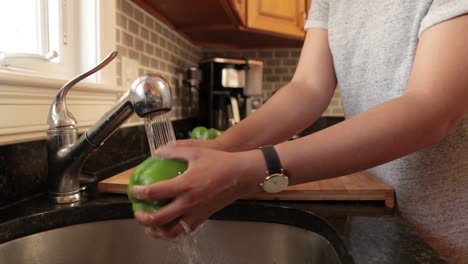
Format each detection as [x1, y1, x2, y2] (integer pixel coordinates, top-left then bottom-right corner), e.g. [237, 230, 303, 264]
[247, 0, 306, 38]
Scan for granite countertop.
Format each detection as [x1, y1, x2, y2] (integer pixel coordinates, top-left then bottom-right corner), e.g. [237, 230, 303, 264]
[0, 188, 447, 264]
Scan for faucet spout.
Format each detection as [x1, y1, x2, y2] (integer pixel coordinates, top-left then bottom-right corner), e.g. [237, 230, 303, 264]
[46, 52, 173, 203]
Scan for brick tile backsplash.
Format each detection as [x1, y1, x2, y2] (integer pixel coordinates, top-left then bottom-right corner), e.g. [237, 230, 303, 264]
[116, 0, 343, 119]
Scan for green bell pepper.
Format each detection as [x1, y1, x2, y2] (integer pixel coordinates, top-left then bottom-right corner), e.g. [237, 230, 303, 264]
[127, 156, 188, 212]
[190, 126, 222, 140]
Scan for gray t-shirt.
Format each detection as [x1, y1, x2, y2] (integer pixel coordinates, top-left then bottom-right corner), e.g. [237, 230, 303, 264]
[305, 1, 468, 262]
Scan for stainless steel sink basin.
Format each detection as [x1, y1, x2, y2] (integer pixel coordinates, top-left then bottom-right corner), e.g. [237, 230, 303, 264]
[0, 219, 342, 264]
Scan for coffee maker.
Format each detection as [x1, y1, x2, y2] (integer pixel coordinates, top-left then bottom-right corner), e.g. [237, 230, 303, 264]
[198, 57, 263, 130]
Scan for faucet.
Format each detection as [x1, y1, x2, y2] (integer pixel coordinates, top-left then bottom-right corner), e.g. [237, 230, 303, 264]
[46, 51, 173, 203]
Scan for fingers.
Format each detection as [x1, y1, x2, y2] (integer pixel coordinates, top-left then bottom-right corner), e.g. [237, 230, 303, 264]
[155, 144, 200, 161]
[134, 192, 212, 239]
[163, 217, 201, 238]
[135, 197, 192, 239]
[142, 212, 208, 239]
[156, 140, 224, 161]
[132, 176, 186, 201]
[134, 196, 191, 227]
[135, 190, 235, 239]
[144, 226, 168, 240]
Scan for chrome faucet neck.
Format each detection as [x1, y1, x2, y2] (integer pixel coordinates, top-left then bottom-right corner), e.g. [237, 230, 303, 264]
[46, 52, 173, 204]
[47, 51, 117, 129]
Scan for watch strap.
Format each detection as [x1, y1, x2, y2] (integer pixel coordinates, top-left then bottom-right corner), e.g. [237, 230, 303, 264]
[260, 145, 283, 174]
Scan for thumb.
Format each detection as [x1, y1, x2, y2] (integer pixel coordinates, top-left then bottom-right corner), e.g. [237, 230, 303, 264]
[132, 178, 183, 201]
[154, 144, 199, 162]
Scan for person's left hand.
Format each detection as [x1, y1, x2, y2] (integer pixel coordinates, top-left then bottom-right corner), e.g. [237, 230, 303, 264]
[131, 144, 265, 239]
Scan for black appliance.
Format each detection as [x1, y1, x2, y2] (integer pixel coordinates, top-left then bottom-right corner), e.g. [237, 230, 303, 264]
[198, 57, 263, 130]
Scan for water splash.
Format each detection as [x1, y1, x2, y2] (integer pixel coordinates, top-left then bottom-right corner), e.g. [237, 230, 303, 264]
[168, 224, 207, 264]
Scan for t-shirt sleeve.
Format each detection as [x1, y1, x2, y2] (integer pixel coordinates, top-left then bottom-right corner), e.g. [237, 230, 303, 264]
[419, 0, 468, 37]
[304, 0, 330, 30]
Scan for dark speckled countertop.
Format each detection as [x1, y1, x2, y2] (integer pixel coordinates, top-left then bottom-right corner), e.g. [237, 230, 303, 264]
[0, 187, 447, 264]
[0, 119, 449, 263]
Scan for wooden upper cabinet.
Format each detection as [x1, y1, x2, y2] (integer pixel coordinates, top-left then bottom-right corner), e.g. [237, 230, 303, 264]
[247, 0, 307, 38]
[132, 0, 310, 49]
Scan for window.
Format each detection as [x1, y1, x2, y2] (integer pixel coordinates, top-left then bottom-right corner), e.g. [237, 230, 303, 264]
[0, 0, 74, 78]
[0, 0, 116, 83]
[0, 0, 117, 145]
[0, 1, 58, 55]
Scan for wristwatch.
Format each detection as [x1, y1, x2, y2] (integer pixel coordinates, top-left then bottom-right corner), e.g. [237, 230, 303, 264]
[259, 145, 289, 193]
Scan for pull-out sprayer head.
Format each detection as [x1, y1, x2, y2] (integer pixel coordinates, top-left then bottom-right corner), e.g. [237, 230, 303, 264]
[129, 74, 173, 117]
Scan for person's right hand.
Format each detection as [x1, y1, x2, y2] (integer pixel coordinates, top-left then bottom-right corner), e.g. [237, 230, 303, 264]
[131, 144, 265, 239]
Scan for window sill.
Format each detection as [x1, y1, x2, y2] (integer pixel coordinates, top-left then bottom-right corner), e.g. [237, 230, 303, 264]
[0, 69, 121, 93]
[0, 69, 125, 146]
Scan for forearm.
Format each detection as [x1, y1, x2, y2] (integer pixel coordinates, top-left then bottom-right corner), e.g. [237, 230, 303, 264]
[275, 93, 462, 185]
[210, 29, 336, 152]
[217, 80, 334, 152]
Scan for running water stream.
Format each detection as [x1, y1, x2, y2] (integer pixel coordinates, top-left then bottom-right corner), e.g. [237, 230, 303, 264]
[143, 111, 205, 263]
[144, 112, 177, 156]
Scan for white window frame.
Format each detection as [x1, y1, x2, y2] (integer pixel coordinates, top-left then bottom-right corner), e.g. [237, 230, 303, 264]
[77, 0, 117, 85]
[0, 0, 72, 78]
[0, 0, 120, 145]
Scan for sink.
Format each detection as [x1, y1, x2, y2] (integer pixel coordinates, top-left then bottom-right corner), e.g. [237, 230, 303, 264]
[0, 219, 342, 264]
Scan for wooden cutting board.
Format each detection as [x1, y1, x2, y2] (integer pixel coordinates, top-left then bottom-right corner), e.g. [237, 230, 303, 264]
[98, 168, 395, 208]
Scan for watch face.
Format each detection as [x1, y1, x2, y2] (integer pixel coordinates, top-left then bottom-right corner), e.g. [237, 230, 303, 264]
[262, 174, 289, 193]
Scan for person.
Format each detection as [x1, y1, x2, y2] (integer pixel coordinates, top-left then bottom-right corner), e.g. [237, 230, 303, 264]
[132, 1, 468, 262]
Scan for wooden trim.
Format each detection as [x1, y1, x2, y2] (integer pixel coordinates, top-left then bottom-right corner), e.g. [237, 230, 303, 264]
[181, 24, 238, 33]
[237, 25, 305, 40]
[226, 0, 247, 25]
[219, 0, 244, 26]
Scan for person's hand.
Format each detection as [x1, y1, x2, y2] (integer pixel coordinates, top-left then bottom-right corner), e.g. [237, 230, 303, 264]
[172, 137, 226, 151]
[131, 144, 265, 239]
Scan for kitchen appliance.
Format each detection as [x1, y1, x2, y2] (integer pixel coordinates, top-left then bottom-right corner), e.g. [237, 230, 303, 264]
[198, 57, 263, 130]
[180, 67, 202, 116]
